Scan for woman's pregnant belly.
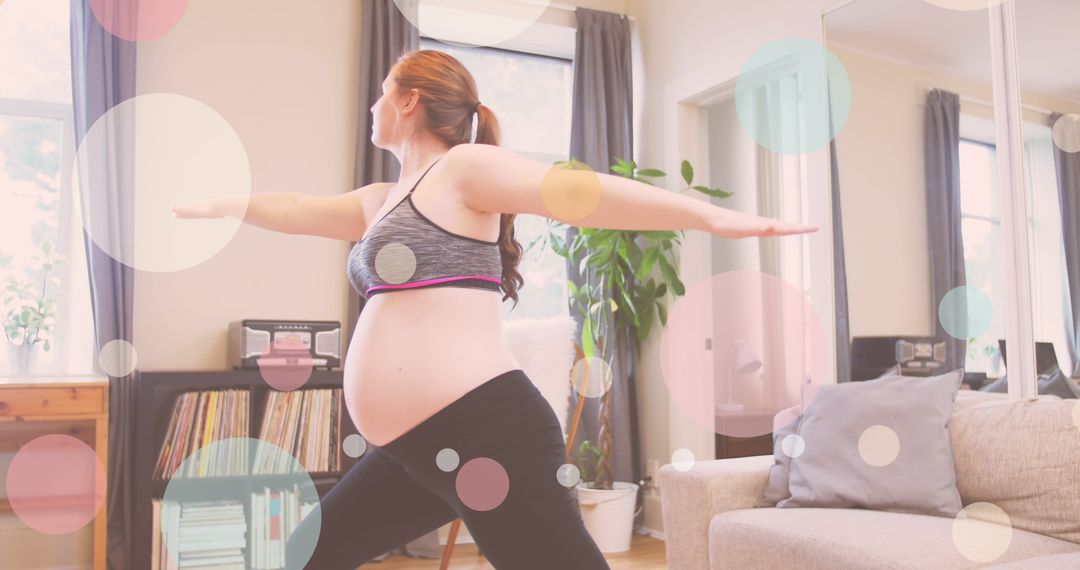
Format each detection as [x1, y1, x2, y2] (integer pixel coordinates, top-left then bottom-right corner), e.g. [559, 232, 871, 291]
[343, 288, 521, 447]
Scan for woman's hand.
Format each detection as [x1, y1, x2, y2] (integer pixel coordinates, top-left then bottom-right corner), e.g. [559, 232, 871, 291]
[171, 195, 245, 220]
[705, 212, 819, 239]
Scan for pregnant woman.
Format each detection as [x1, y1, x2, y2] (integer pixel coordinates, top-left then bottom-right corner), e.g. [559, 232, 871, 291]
[173, 49, 816, 569]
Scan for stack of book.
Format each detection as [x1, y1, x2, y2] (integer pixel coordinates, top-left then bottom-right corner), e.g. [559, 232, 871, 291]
[253, 388, 343, 474]
[153, 499, 246, 570]
[249, 483, 320, 569]
[154, 389, 250, 479]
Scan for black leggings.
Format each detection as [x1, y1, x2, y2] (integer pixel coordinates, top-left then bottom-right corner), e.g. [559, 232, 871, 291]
[286, 368, 611, 569]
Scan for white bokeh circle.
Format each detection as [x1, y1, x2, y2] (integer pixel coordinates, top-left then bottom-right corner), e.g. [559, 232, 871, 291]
[72, 93, 251, 273]
[556, 463, 580, 488]
[571, 356, 614, 398]
[342, 434, 367, 458]
[392, 0, 550, 49]
[671, 448, 696, 472]
[98, 338, 138, 377]
[858, 425, 900, 467]
[952, 502, 1013, 563]
[781, 434, 805, 458]
[436, 448, 460, 472]
[373, 243, 418, 284]
[1051, 114, 1080, 154]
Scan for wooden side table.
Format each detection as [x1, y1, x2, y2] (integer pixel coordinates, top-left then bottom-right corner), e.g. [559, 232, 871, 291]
[0, 375, 109, 570]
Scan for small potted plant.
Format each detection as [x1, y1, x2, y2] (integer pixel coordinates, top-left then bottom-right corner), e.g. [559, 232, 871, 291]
[1, 239, 65, 375]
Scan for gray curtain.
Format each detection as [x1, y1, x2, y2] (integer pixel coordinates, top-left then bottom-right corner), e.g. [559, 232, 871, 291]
[565, 7, 644, 530]
[69, 1, 138, 568]
[1050, 112, 1080, 378]
[347, 0, 441, 561]
[830, 140, 852, 383]
[925, 89, 967, 370]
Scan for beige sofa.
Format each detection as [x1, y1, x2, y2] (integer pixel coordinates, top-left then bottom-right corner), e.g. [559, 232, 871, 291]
[658, 391, 1080, 569]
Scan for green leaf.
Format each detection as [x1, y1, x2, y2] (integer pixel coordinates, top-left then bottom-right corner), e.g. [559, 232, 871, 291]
[43, 339, 50, 351]
[567, 280, 578, 297]
[637, 168, 666, 178]
[693, 185, 733, 199]
[656, 282, 668, 298]
[681, 160, 694, 186]
[656, 301, 668, 327]
[582, 314, 596, 359]
[635, 249, 658, 281]
[616, 237, 630, 266]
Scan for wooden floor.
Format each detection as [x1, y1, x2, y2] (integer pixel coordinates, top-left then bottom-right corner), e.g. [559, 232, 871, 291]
[373, 532, 667, 569]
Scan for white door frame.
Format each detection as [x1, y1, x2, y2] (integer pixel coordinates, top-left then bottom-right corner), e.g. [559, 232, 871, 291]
[661, 50, 838, 463]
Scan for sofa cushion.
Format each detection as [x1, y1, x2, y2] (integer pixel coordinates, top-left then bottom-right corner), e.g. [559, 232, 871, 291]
[950, 397, 1080, 544]
[779, 369, 965, 517]
[708, 507, 1080, 570]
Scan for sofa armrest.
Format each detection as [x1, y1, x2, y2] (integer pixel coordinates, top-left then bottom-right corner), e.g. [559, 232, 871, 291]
[658, 454, 774, 570]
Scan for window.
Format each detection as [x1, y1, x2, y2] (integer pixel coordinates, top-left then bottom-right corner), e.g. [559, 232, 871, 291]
[958, 139, 1006, 374]
[419, 37, 572, 321]
[1021, 124, 1073, 376]
[957, 131, 1071, 376]
[0, 0, 95, 376]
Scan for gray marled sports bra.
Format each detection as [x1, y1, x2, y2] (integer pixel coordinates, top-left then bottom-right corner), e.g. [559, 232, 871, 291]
[346, 157, 503, 299]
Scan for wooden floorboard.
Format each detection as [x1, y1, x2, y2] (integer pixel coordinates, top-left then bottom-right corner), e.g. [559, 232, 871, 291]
[372, 532, 666, 569]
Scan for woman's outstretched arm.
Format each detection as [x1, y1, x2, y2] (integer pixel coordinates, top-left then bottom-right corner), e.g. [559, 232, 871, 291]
[448, 143, 818, 239]
[170, 182, 393, 241]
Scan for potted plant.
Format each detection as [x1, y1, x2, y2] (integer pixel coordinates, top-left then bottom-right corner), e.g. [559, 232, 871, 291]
[1, 239, 65, 375]
[534, 158, 732, 551]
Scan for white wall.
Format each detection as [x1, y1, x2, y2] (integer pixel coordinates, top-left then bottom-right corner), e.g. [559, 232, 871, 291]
[132, 0, 365, 371]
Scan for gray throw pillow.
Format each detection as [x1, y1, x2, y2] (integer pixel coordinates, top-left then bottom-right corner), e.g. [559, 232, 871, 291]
[778, 368, 965, 517]
[755, 404, 803, 507]
[756, 364, 904, 508]
[981, 374, 1009, 393]
[1038, 368, 1080, 399]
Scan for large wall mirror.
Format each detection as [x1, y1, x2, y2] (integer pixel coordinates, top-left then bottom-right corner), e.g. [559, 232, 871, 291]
[823, 0, 1079, 394]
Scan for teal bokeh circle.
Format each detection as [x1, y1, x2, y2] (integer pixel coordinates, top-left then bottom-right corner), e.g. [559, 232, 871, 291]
[735, 37, 853, 155]
[161, 437, 321, 570]
[938, 285, 994, 340]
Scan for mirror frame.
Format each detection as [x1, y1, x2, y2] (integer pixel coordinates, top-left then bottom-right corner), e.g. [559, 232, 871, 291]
[819, 0, 1040, 398]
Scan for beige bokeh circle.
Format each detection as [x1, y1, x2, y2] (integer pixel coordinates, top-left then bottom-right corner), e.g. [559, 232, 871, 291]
[571, 356, 614, 398]
[374, 243, 418, 284]
[1052, 114, 1080, 154]
[925, 0, 1006, 11]
[72, 93, 251, 273]
[671, 448, 695, 472]
[540, 160, 602, 222]
[392, 0, 550, 49]
[952, 502, 1013, 563]
[858, 424, 900, 467]
[98, 339, 138, 377]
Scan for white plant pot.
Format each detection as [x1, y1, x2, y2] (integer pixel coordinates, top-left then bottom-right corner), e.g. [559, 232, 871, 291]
[6, 342, 39, 375]
[576, 480, 638, 553]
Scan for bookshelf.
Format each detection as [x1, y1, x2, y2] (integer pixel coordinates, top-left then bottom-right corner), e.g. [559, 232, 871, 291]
[133, 369, 360, 569]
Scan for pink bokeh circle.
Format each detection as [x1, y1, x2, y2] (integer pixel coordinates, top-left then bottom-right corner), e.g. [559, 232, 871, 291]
[455, 457, 509, 512]
[257, 335, 314, 391]
[659, 270, 828, 438]
[6, 434, 107, 534]
[89, 0, 188, 42]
